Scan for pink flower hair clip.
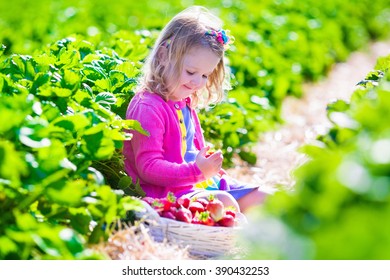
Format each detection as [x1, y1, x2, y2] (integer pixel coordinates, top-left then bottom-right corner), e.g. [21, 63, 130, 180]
[205, 29, 235, 50]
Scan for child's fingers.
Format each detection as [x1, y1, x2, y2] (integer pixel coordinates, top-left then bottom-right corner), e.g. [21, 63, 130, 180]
[208, 151, 223, 164]
[198, 146, 210, 156]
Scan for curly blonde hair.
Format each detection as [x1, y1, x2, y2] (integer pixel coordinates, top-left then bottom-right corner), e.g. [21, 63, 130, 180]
[139, 6, 231, 108]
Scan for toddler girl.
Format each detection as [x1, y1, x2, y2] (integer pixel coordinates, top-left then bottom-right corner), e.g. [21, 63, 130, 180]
[123, 6, 267, 213]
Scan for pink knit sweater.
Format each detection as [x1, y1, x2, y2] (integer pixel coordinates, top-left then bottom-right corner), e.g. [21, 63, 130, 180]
[123, 91, 206, 198]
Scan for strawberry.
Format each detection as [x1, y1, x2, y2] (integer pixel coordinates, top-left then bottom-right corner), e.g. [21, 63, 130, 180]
[161, 210, 176, 220]
[175, 206, 192, 223]
[194, 197, 209, 208]
[197, 211, 215, 226]
[225, 209, 236, 218]
[150, 199, 164, 212]
[205, 151, 214, 158]
[160, 192, 177, 211]
[142, 197, 155, 205]
[188, 201, 205, 214]
[206, 195, 224, 222]
[177, 196, 190, 208]
[218, 214, 235, 227]
[191, 216, 203, 225]
[160, 198, 171, 211]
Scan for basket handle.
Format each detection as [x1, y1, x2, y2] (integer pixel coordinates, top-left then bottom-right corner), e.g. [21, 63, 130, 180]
[136, 200, 162, 222]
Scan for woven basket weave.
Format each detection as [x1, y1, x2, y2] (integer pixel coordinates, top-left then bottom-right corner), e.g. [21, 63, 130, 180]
[136, 200, 246, 258]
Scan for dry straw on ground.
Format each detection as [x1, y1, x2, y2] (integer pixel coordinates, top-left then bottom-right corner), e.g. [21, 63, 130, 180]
[94, 222, 191, 260]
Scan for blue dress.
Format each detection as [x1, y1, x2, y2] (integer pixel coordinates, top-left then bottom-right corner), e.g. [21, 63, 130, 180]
[180, 105, 257, 200]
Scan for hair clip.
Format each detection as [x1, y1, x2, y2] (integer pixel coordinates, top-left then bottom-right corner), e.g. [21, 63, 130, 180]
[205, 29, 235, 50]
[163, 38, 172, 48]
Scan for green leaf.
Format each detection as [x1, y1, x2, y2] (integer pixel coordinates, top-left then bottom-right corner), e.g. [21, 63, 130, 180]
[238, 150, 257, 165]
[15, 212, 38, 231]
[45, 180, 85, 207]
[31, 73, 51, 93]
[94, 78, 111, 91]
[0, 44, 5, 57]
[52, 87, 73, 97]
[62, 69, 81, 91]
[37, 139, 71, 173]
[19, 125, 51, 149]
[326, 99, 350, 114]
[0, 236, 18, 258]
[52, 114, 90, 133]
[59, 228, 84, 255]
[56, 49, 80, 69]
[114, 119, 149, 136]
[117, 176, 132, 189]
[69, 208, 92, 235]
[81, 125, 115, 160]
[95, 91, 116, 109]
[115, 61, 139, 78]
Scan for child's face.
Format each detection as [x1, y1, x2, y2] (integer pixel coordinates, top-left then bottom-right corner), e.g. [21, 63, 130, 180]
[169, 47, 220, 101]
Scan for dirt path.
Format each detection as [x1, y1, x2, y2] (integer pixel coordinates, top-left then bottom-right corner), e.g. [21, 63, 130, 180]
[226, 41, 390, 191]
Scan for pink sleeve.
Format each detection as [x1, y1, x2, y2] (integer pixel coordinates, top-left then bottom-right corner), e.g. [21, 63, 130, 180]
[191, 108, 206, 150]
[128, 104, 205, 187]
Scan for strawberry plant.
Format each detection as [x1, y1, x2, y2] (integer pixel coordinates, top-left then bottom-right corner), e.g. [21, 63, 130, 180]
[243, 54, 390, 259]
[0, 34, 149, 259]
[1, 0, 389, 167]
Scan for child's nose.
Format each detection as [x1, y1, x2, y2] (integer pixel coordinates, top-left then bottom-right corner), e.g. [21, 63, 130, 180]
[191, 75, 202, 87]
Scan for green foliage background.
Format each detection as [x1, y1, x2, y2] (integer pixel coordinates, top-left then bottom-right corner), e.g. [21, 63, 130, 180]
[2, 0, 390, 164]
[1, 0, 390, 259]
[241, 55, 390, 259]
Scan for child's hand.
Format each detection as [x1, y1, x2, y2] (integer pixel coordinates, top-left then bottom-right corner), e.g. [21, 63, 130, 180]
[195, 146, 223, 179]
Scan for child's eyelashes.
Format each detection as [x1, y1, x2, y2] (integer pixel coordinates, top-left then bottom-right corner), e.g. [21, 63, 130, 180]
[186, 70, 209, 79]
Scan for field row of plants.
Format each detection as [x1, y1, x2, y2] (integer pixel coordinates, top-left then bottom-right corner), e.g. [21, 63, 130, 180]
[0, 0, 389, 259]
[0, 35, 149, 259]
[1, 0, 390, 164]
[242, 54, 390, 259]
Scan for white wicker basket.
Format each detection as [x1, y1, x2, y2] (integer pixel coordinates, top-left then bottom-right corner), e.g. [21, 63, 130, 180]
[136, 200, 246, 258]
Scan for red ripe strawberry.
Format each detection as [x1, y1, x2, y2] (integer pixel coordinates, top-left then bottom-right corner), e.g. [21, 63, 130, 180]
[191, 216, 203, 225]
[160, 198, 171, 211]
[205, 151, 214, 158]
[202, 216, 215, 226]
[225, 209, 236, 218]
[177, 196, 190, 208]
[188, 201, 205, 214]
[160, 192, 177, 211]
[150, 199, 164, 212]
[218, 214, 235, 227]
[175, 206, 192, 223]
[161, 210, 176, 220]
[197, 211, 215, 226]
[195, 198, 209, 208]
[206, 195, 224, 222]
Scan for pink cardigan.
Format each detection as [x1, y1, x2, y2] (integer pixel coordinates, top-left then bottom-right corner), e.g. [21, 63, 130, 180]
[123, 91, 206, 198]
